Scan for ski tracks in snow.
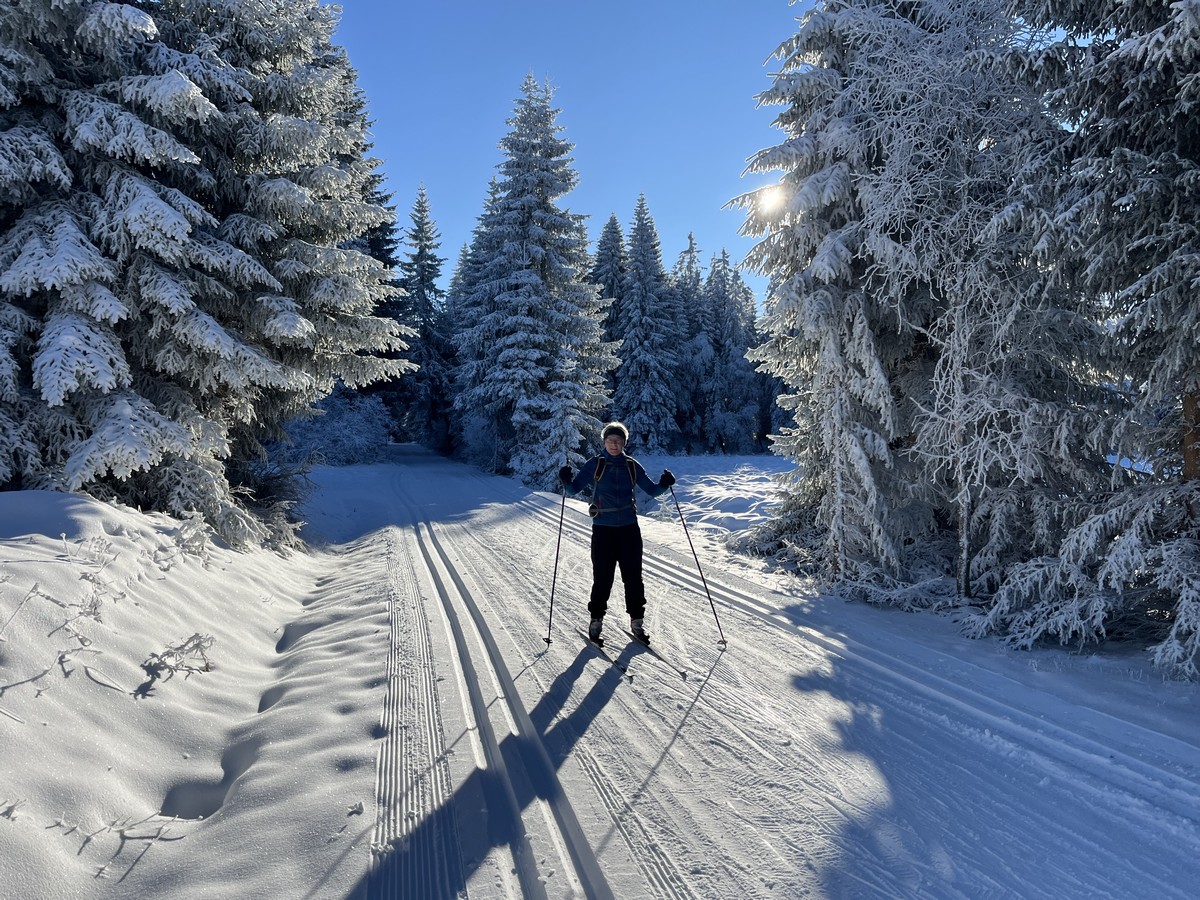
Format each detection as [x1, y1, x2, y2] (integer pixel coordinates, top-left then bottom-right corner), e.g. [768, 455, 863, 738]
[441, 461, 1200, 898]
[357, 449, 1200, 898]
[366, 527, 467, 898]
[368, 467, 620, 899]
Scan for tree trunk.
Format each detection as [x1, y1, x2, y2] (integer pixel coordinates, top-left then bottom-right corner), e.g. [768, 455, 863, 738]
[1184, 391, 1200, 481]
[957, 485, 971, 599]
[1185, 391, 1200, 524]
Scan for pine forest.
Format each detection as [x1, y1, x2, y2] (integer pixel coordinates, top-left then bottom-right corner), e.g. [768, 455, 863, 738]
[2, 0, 1198, 678]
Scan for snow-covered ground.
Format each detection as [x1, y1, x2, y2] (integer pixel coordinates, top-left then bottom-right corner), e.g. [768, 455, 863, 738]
[2, 444, 1199, 898]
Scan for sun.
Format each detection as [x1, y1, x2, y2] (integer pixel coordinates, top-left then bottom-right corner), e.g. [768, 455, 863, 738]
[758, 185, 785, 212]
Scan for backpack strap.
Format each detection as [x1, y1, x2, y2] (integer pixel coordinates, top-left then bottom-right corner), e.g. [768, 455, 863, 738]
[590, 456, 638, 515]
[592, 456, 636, 486]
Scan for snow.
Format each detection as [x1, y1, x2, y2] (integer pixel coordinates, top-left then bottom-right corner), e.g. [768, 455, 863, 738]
[2, 445, 1199, 898]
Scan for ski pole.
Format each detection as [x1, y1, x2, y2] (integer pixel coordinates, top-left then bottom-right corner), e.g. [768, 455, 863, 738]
[669, 485, 727, 648]
[544, 483, 568, 646]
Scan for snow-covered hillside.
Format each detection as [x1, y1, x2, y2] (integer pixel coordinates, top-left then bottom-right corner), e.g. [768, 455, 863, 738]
[2, 445, 1198, 898]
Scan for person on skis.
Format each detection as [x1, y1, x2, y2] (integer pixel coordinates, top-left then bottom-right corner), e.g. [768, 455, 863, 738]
[558, 421, 675, 646]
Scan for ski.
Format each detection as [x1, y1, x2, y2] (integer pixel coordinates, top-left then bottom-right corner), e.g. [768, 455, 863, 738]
[622, 630, 688, 681]
[577, 629, 633, 682]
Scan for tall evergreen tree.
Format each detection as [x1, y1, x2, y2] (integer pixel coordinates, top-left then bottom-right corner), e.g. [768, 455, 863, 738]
[851, 0, 1110, 602]
[452, 76, 615, 485]
[589, 212, 628, 409]
[445, 243, 472, 309]
[612, 194, 678, 452]
[392, 185, 452, 450]
[447, 181, 505, 469]
[703, 251, 761, 453]
[741, 0, 1083, 594]
[740, 0, 927, 580]
[357, 175, 402, 280]
[967, 0, 1200, 677]
[0, 0, 410, 542]
[670, 233, 711, 448]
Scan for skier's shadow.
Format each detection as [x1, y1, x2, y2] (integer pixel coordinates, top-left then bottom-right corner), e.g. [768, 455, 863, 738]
[530, 642, 635, 763]
[354, 643, 630, 899]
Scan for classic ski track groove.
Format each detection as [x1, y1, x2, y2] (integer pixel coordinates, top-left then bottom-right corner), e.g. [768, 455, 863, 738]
[433, 514, 702, 899]
[392, 480, 617, 900]
[410, 520, 550, 898]
[500, 486, 1200, 829]
[436, 516, 733, 899]
[367, 531, 464, 897]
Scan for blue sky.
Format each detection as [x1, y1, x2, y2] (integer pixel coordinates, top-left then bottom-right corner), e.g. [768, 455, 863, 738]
[329, 2, 809, 298]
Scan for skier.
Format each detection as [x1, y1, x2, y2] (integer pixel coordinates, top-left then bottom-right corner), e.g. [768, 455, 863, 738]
[559, 421, 675, 646]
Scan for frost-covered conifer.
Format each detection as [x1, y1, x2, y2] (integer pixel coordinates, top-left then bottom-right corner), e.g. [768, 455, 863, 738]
[391, 185, 452, 450]
[967, 0, 1200, 677]
[448, 182, 505, 469]
[355, 176, 402, 285]
[703, 251, 761, 454]
[838, 0, 1113, 603]
[612, 195, 678, 453]
[452, 76, 615, 486]
[589, 213, 628, 408]
[741, 0, 1078, 592]
[0, 0, 410, 542]
[740, 0, 928, 580]
[669, 234, 712, 449]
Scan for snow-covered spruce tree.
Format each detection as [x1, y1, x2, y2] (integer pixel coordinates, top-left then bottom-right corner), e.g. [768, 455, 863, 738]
[612, 194, 678, 453]
[439, 242, 471, 454]
[356, 175, 402, 287]
[837, 0, 1113, 604]
[0, 0, 410, 543]
[589, 212, 628, 408]
[740, 0, 1081, 594]
[703, 250, 761, 454]
[391, 185, 453, 451]
[669, 233, 713, 450]
[452, 76, 616, 486]
[263, 89, 411, 494]
[162, 3, 413, 474]
[738, 0, 934, 581]
[965, 0, 1200, 677]
[447, 180, 505, 469]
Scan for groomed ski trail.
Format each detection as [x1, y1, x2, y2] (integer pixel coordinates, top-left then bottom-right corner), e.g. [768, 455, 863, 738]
[366, 468, 618, 899]
[343, 446, 1200, 899]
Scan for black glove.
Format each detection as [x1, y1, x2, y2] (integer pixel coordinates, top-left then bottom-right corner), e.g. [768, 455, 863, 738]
[658, 469, 675, 488]
[559, 465, 573, 486]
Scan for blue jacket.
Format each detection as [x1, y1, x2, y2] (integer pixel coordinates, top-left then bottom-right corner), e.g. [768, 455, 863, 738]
[568, 451, 667, 527]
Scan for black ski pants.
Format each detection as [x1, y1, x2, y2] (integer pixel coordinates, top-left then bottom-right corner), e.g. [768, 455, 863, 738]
[588, 523, 646, 621]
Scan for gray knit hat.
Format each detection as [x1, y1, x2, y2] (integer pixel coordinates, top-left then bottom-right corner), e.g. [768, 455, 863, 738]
[601, 421, 629, 441]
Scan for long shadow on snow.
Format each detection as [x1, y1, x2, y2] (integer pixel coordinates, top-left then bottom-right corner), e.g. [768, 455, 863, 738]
[356, 643, 632, 899]
[784, 634, 1200, 899]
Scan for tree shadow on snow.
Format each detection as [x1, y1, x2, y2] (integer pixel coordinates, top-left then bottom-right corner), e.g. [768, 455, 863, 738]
[298, 444, 536, 544]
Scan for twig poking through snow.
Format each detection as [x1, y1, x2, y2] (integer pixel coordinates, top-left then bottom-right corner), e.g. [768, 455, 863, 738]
[0, 584, 39, 641]
[84, 666, 127, 693]
[134, 634, 215, 698]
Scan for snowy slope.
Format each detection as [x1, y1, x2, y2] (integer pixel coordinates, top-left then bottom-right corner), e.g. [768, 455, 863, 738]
[2, 445, 1199, 898]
